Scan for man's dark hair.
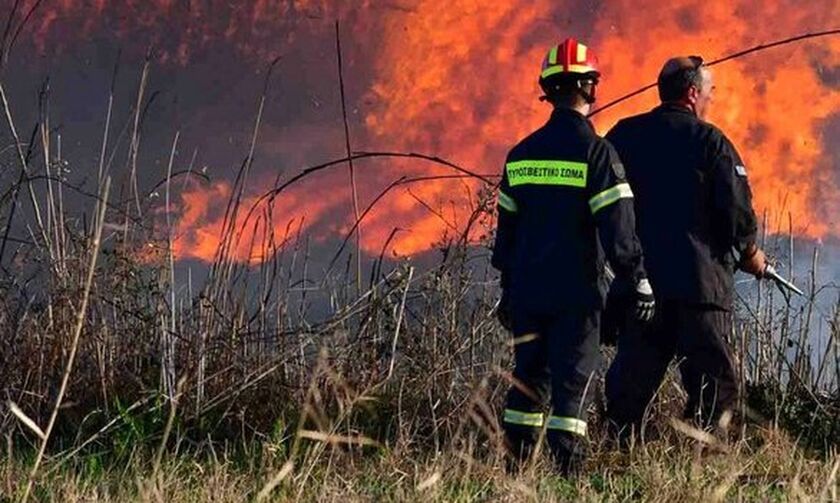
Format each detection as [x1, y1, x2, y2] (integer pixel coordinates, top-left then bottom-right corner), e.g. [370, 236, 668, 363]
[657, 56, 704, 102]
[539, 73, 597, 107]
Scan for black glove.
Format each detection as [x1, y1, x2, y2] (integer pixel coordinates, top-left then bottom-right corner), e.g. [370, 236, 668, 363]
[497, 289, 513, 331]
[634, 278, 655, 323]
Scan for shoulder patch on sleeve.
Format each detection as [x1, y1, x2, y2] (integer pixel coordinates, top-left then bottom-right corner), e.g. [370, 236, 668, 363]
[611, 162, 626, 179]
[735, 165, 748, 177]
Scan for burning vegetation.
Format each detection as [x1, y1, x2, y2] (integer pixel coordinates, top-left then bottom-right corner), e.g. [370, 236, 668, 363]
[10, 0, 840, 263]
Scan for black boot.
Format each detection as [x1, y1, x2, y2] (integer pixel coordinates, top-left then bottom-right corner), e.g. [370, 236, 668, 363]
[504, 426, 539, 474]
[547, 431, 586, 477]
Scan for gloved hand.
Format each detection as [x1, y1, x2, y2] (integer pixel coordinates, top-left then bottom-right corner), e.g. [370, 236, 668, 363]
[634, 278, 655, 323]
[739, 244, 767, 279]
[497, 289, 513, 331]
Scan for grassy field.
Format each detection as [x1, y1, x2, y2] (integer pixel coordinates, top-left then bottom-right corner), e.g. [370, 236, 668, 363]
[2, 426, 837, 501]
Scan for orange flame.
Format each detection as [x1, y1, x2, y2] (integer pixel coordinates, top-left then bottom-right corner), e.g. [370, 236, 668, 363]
[365, 0, 840, 252]
[171, 177, 337, 263]
[20, 0, 840, 263]
[590, 0, 840, 238]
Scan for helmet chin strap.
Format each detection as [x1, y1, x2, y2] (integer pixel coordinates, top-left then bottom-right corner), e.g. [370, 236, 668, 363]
[577, 80, 597, 105]
[538, 77, 598, 104]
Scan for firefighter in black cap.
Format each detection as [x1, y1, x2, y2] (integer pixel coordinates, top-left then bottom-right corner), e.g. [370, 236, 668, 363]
[604, 56, 767, 437]
[492, 37, 654, 474]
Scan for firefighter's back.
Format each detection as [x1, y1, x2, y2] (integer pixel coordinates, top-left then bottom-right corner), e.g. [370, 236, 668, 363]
[505, 109, 605, 314]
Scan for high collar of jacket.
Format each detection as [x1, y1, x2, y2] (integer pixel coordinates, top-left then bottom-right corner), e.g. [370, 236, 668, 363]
[655, 102, 697, 117]
[550, 106, 587, 121]
[548, 106, 593, 132]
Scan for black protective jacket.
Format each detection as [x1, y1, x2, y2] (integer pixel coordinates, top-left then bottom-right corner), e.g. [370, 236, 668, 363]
[491, 107, 646, 313]
[606, 103, 758, 309]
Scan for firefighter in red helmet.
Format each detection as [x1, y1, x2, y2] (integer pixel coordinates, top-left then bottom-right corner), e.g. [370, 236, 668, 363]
[492, 38, 654, 474]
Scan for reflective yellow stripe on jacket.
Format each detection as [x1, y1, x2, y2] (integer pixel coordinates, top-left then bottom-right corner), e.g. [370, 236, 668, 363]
[589, 183, 633, 214]
[497, 191, 518, 213]
[505, 160, 588, 188]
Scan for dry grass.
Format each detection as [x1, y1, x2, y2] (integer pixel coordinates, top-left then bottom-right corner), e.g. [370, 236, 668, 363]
[0, 55, 837, 501]
[1, 416, 837, 501]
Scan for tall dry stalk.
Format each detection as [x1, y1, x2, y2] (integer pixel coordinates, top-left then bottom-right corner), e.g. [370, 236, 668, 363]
[21, 177, 111, 502]
[126, 54, 150, 218]
[162, 131, 180, 399]
[335, 20, 363, 293]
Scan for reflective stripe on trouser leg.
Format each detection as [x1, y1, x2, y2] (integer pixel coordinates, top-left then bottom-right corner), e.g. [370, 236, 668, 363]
[547, 416, 587, 436]
[503, 409, 544, 428]
[544, 309, 599, 434]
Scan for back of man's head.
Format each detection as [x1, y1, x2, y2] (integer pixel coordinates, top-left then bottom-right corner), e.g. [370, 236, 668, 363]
[540, 74, 595, 109]
[657, 56, 705, 102]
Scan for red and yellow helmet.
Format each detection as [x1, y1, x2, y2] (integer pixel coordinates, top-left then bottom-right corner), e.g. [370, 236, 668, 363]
[540, 38, 600, 81]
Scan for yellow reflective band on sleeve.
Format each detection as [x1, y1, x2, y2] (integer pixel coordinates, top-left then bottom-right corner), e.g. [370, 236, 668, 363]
[503, 409, 544, 428]
[588, 183, 634, 214]
[547, 416, 587, 436]
[505, 160, 588, 188]
[497, 191, 518, 213]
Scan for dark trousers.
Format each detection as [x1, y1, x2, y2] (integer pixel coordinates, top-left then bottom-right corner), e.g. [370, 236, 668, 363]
[503, 307, 600, 473]
[605, 300, 739, 436]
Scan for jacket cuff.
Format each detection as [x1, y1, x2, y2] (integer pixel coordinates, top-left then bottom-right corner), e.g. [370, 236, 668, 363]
[737, 240, 759, 260]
